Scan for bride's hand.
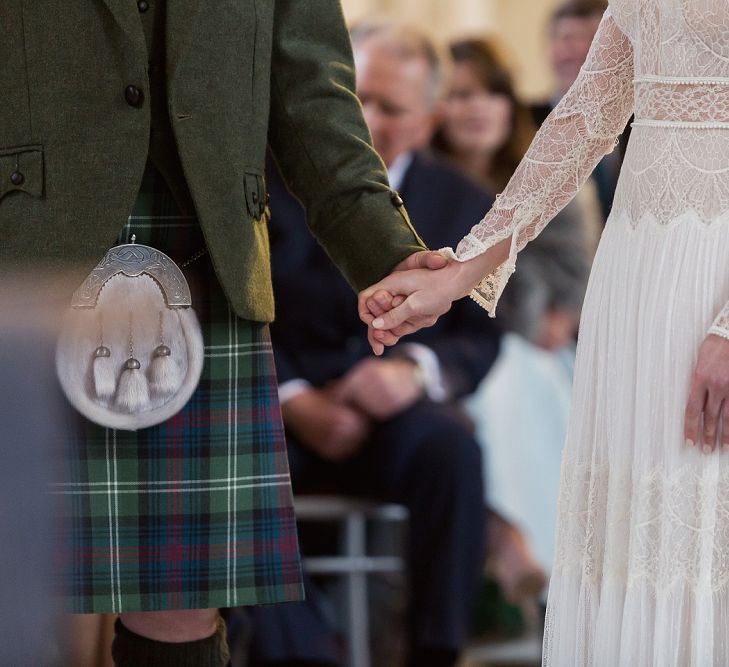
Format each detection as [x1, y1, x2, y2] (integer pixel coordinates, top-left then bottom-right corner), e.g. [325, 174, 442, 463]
[684, 333, 729, 453]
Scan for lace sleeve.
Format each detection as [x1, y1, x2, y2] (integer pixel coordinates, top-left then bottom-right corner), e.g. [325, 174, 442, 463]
[709, 308, 729, 340]
[448, 9, 634, 316]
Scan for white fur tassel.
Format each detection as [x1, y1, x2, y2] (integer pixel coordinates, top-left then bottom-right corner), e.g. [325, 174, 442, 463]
[115, 361, 150, 413]
[148, 349, 183, 397]
[93, 348, 116, 400]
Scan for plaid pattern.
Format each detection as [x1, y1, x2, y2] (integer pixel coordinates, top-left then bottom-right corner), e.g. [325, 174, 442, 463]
[55, 163, 303, 613]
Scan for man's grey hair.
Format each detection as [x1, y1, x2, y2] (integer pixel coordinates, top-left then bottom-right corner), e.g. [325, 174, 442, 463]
[349, 18, 449, 107]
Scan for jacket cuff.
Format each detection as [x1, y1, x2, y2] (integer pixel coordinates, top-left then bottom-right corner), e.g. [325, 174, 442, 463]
[314, 190, 427, 291]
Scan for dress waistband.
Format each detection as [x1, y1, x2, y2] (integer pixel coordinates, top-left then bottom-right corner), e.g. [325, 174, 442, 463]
[634, 79, 729, 128]
[632, 119, 729, 130]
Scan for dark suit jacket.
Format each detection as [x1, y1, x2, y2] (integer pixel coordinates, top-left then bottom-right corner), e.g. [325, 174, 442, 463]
[269, 151, 501, 399]
[0, 0, 425, 321]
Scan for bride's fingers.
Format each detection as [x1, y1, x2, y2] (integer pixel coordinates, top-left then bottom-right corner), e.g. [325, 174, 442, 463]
[367, 327, 385, 356]
[683, 380, 705, 448]
[722, 403, 729, 451]
[371, 327, 400, 346]
[702, 392, 723, 454]
[371, 297, 418, 331]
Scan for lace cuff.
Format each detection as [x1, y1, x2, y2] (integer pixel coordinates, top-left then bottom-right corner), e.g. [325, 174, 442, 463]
[439, 224, 518, 318]
[709, 306, 729, 341]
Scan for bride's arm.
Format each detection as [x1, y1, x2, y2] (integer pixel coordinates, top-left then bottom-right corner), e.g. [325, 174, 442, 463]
[360, 6, 635, 343]
[455, 7, 635, 316]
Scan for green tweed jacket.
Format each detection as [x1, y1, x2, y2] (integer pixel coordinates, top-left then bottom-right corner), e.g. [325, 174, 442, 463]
[0, 0, 426, 322]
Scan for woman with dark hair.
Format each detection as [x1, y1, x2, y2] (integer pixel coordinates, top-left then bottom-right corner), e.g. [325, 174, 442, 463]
[432, 38, 536, 193]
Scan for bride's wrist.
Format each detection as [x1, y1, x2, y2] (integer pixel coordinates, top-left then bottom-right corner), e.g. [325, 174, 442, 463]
[452, 240, 510, 298]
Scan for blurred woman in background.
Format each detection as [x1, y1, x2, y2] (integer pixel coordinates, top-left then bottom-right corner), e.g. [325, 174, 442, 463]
[432, 38, 536, 194]
[432, 38, 594, 606]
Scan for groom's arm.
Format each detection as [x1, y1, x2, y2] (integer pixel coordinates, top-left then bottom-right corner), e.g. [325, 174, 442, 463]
[267, 0, 428, 289]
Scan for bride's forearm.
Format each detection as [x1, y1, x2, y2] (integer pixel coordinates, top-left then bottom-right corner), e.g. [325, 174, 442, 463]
[451, 237, 511, 298]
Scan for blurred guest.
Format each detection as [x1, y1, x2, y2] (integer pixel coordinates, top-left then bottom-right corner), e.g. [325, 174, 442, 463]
[434, 37, 602, 254]
[432, 33, 595, 590]
[464, 208, 592, 580]
[244, 19, 500, 667]
[431, 37, 595, 601]
[532, 0, 624, 220]
[535, 0, 607, 118]
[432, 38, 535, 194]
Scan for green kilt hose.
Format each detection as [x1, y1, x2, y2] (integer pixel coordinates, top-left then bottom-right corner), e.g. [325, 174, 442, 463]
[55, 164, 304, 613]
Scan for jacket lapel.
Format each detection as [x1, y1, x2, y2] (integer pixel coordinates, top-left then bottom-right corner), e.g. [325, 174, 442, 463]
[167, 0, 204, 87]
[99, 0, 145, 49]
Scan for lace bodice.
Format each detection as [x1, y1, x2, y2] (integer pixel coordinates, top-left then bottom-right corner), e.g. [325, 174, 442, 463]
[454, 0, 729, 339]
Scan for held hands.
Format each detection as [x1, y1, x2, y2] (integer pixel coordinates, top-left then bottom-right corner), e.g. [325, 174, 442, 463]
[684, 333, 729, 453]
[360, 241, 511, 354]
[362, 249, 450, 355]
[360, 263, 468, 356]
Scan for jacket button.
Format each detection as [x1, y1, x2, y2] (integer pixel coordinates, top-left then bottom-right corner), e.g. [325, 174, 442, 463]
[137, 0, 149, 12]
[391, 192, 404, 207]
[10, 171, 24, 186]
[125, 85, 144, 107]
[252, 191, 259, 204]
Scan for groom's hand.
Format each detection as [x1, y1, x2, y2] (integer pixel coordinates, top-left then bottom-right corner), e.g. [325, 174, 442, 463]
[394, 250, 449, 273]
[364, 250, 449, 324]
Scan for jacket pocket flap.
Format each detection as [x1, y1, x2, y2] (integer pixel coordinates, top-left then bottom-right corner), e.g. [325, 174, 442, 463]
[0, 145, 44, 201]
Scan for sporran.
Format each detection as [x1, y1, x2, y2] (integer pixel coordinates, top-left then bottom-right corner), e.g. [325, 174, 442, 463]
[55, 237, 204, 430]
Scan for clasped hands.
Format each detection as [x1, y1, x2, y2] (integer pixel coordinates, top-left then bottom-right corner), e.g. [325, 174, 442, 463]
[359, 244, 509, 355]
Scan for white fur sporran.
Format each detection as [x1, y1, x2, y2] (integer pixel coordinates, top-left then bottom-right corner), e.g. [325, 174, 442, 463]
[56, 239, 204, 431]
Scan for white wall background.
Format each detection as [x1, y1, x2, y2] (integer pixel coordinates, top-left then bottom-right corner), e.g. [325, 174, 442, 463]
[341, 0, 564, 102]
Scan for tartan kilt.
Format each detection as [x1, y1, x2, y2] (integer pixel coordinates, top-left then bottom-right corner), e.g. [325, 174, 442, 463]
[55, 163, 304, 613]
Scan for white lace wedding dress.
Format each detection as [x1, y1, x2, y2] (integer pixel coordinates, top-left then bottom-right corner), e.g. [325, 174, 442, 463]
[451, 1, 729, 664]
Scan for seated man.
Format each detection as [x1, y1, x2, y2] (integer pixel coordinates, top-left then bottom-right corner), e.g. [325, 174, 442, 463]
[247, 20, 500, 667]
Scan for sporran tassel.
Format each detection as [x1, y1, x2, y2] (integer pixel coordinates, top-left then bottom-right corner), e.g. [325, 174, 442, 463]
[93, 345, 116, 400]
[148, 311, 184, 397]
[149, 344, 183, 397]
[92, 315, 115, 399]
[115, 313, 150, 413]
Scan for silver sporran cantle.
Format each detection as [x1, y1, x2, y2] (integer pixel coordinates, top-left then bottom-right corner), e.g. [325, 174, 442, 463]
[55, 238, 204, 431]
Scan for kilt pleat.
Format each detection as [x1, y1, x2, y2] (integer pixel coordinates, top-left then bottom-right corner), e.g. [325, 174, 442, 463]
[55, 163, 303, 613]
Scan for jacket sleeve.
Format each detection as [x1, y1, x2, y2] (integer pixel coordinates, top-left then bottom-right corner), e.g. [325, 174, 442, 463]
[267, 0, 427, 291]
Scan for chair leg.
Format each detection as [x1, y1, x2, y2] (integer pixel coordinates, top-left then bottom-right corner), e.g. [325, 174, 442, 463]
[344, 511, 369, 667]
